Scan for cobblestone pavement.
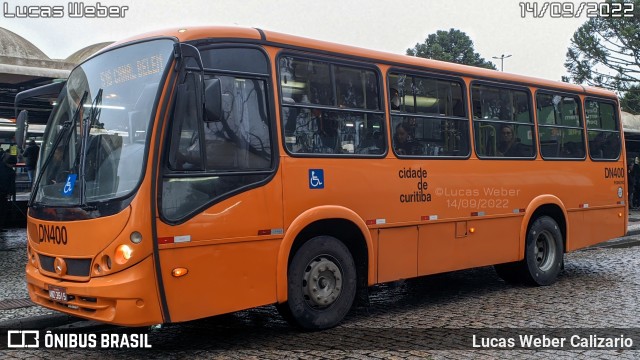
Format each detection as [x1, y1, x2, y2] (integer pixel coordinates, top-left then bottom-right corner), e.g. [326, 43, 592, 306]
[1, 227, 640, 359]
[0, 229, 55, 322]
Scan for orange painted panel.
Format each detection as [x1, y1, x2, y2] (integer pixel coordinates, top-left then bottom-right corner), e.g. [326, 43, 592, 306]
[568, 208, 626, 251]
[566, 211, 585, 252]
[27, 206, 131, 257]
[418, 217, 521, 276]
[160, 239, 280, 323]
[377, 227, 417, 283]
[157, 176, 284, 322]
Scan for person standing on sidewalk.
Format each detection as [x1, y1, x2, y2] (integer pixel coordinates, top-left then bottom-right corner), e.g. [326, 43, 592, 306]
[0, 153, 16, 232]
[631, 157, 640, 210]
[22, 139, 40, 186]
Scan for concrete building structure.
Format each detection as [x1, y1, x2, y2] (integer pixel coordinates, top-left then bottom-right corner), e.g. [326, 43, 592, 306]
[0, 27, 111, 128]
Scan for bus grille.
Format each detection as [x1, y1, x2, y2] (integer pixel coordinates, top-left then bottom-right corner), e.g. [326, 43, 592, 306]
[38, 255, 92, 277]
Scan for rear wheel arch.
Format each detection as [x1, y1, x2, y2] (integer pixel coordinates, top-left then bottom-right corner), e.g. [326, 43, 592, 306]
[522, 197, 568, 257]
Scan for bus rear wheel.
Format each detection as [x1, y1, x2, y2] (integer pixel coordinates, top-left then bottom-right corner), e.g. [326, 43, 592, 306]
[278, 235, 356, 330]
[522, 216, 564, 286]
[494, 216, 563, 286]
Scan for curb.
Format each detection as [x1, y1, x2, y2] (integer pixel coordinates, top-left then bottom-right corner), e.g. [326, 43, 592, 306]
[588, 232, 640, 249]
[0, 314, 80, 330]
[0, 314, 119, 333]
[627, 229, 640, 237]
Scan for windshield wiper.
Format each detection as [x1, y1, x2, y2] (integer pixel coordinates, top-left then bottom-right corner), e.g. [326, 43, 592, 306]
[30, 91, 89, 206]
[78, 88, 103, 207]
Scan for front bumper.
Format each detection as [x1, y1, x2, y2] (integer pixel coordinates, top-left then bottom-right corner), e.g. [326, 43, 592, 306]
[26, 255, 164, 326]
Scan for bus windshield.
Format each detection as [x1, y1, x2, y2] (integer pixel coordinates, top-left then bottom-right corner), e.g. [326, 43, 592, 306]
[33, 38, 175, 207]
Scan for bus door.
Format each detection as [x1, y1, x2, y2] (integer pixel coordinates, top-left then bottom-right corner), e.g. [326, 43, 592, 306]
[155, 45, 283, 323]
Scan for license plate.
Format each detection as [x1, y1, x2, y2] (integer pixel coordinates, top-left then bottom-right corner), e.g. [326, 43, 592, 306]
[48, 285, 68, 302]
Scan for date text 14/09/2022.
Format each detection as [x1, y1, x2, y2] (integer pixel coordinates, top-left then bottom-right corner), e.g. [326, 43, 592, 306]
[519, 2, 634, 18]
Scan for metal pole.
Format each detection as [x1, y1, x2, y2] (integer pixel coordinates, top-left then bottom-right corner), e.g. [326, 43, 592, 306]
[492, 54, 512, 71]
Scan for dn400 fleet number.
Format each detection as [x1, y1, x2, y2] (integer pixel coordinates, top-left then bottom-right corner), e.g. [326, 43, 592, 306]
[38, 224, 68, 245]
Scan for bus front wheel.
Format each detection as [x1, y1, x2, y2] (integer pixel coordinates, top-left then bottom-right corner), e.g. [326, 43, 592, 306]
[278, 235, 357, 330]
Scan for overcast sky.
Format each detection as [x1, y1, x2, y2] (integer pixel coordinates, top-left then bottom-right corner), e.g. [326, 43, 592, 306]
[2, 0, 589, 81]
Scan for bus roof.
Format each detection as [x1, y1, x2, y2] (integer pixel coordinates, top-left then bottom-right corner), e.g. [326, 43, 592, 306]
[102, 26, 617, 100]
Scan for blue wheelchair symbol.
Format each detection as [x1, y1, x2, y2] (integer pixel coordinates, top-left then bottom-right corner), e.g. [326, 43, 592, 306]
[309, 169, 324, 189]
[61, 174, 77, 197]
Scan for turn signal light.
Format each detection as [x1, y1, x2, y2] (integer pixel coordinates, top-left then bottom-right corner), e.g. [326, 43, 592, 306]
[469, 227, 476, 234]
[172, 268, 188, 277]
[27, 245, 36, 264]
[115, 244, 133, 265]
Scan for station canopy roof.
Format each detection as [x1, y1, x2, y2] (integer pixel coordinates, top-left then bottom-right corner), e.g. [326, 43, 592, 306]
[622, 111, 640, 134]
[0, 27, 111, 125]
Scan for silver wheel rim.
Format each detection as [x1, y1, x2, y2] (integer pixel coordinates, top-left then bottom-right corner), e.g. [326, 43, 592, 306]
[302, 255, 343, 308]
[534, 229, 557, 272]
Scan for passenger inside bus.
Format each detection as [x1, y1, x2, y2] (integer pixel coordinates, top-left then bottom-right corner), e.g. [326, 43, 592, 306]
[590, 132, 607, 159]
[390, 88, 400, 110]
[315, 112, 339, 153]
[497, 124, 526, 157]
[393, 122, 414, 155]
[41, 147, 70, 186]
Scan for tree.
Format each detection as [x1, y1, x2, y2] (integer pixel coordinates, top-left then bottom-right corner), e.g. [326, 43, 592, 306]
[622, 85, 640, 114]
[406, 29, 496, 70]
[564, 0, 640, 112]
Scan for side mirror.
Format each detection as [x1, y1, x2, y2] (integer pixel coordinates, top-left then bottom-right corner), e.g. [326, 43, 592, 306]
[16, 110, 28, 150]
[204, 78, 222, 122]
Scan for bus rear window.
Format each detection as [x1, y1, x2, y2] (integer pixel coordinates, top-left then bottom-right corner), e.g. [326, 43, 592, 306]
[586, 100, 621, 160]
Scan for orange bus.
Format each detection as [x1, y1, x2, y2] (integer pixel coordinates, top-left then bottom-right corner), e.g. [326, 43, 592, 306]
[19, 26, 627, 330]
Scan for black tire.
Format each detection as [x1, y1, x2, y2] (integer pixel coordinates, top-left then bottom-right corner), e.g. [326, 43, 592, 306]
[277, 235, 357, 330]
[521, 216, 564, 286]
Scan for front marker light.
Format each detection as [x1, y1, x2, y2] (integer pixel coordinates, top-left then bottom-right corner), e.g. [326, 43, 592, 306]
[115, 244, 133, 265]
[130, 231, 143, 244]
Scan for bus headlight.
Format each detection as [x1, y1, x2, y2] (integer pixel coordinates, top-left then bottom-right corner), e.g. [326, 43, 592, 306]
[115, 244, 133, 265]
